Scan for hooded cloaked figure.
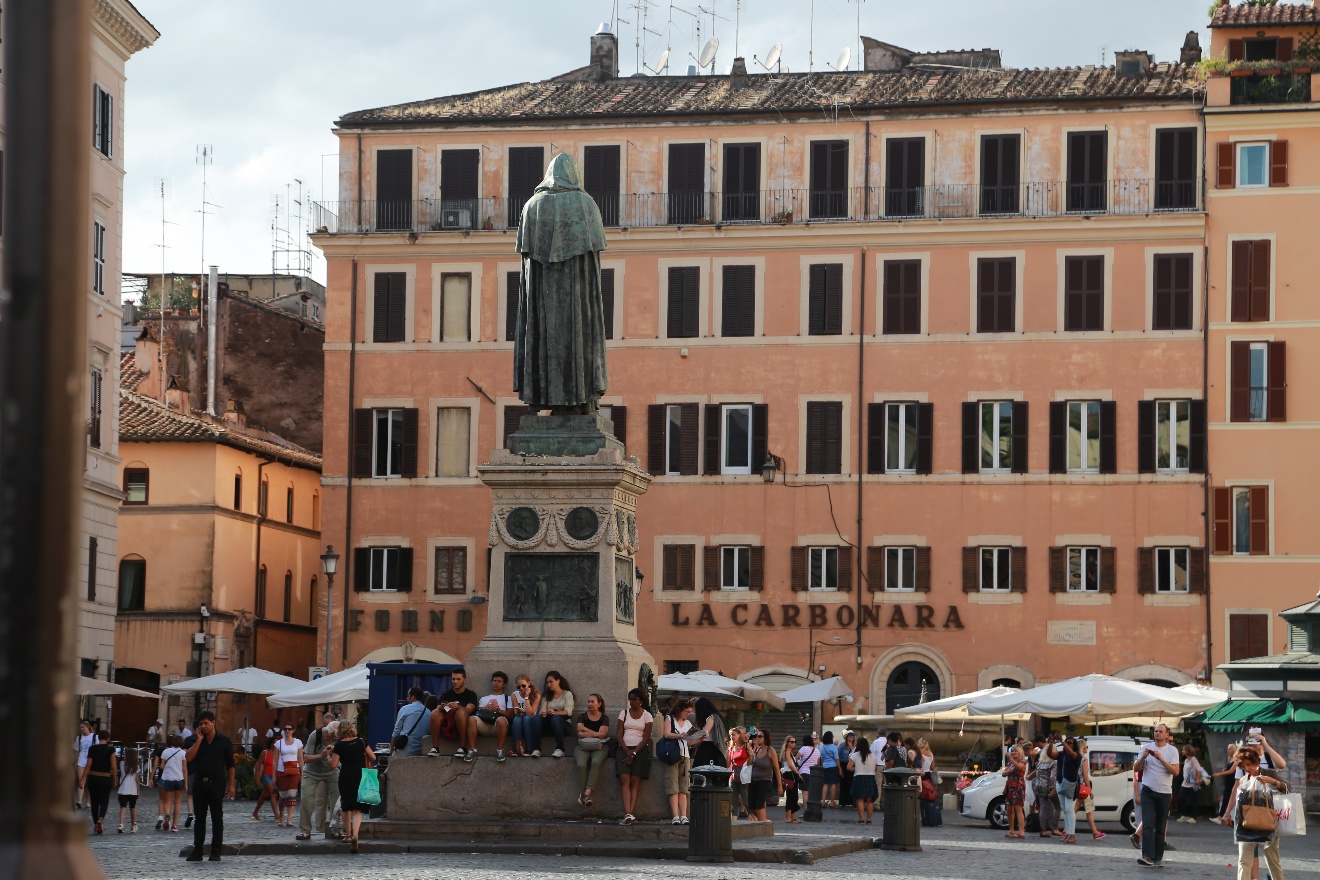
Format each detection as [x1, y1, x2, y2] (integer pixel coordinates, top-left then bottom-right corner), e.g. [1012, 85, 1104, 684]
[513, 153, 609, 413]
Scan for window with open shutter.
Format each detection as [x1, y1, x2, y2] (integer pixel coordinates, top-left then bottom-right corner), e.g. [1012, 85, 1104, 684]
[885, 137, 925, 218]
[1266, 341, 1287, 422]
[1155, 128, 1198, 210]
[93, 85, 113, 157]
[1153, 253, 1193, 330]
[89, 368, 103, 449]
[915, 403, 933, 474]
[372, 272, 407, 342]
[352, 409, 373, 477]
[805, 401, 843, 474]
[1064, 255, 1104, 331]
[1270, 141, 1288, 188]
[507, 147, 545, 227]
[722, 142, 761, 222]
[601, 268, 616, 339]
[440, 149, 480, 229]
[980, 134, 1020, 214]
[1216, 142, 1235, 189]
[1010, 402, 1029, 474]
[1249, 485, 1270, 555]
[667, 266, 700, 338]
[86, 537, 98, 602]
[375, 149, 413, 231]
[883, 259, 921, 335]
[1066, 131, 1107, 213]
[809, 140, 849, 219]
[584, 144, 621, 226]
[808, 263, 842, 336]
[668, 143, 706, 224]
[1212, 486, 1232, 554]
[976, 258, 1015, 333]
[721, 265, 756, 337]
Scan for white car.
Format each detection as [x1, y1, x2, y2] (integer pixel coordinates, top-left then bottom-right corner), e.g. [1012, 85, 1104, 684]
[958, 735, 1149, 831]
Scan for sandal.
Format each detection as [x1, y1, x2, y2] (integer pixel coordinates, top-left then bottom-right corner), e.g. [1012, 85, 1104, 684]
[295, 833, 311, 841]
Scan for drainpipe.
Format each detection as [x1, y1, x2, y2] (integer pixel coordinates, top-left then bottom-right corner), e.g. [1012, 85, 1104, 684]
[343, 259, 359, 667]
[356, 131, 363, 232]
[855, 247, 867, 670]
[252, 458, 273, 667]
[862, 121, 871, 219]
[1201, 242, 1213, 681]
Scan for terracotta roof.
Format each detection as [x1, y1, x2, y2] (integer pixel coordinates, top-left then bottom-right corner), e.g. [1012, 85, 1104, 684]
[338, 64, 1202, 126]
[1210, 2, 1320, 27]
[120, 350, 147, 393]
[119, 388, 321, 471]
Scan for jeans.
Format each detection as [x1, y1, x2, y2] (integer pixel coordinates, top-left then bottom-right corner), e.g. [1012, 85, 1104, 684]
[192, 779, 225, 856]
[298, 772, 338, 835]
[575, 746, 608, 791]
[512, 715, 541, 752]
[542, 715, 570, 752]
[1057, 779, 1077, 835]
[1140, 787, 1171, 863]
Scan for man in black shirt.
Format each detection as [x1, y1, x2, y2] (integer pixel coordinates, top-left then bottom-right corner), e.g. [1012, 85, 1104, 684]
[184, 710, 235, 861]
[427, 667, 480, 758]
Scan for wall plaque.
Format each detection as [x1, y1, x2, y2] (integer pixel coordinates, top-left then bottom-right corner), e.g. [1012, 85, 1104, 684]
[615, 556, 635, 624]
[506, 507, 541, 541]
[504, 553, 599, 621]
[1047, 620, 1097, 646]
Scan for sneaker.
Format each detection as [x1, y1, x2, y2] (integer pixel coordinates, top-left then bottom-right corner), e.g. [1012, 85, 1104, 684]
[184, 814, 194, 828]
[464, 749, 478, 762]
[1184, 818, 1196, 825]
[671, 816, 682, 825]
[620, 814, 634, 826]
[94, 821, 103, 835]
[1130, 832, 1141, 849]
[117, 825, 123, 834]
[1138, 857, 1154, 867]
[578, 792, 588, 807]
[496, 749, 506, 762]
[1094, 831, 1107, 840]
[155, 817, 164, 830]
[552, 749, 564, 759]
[171, 825, 179, 832]
[427, 747, 440, 757]
[530, 750, 540, 758]
[1164, 843, 1177, 851]
[131, 823, 138, 833]
[680, 816, 690, 825]
[453, 748, 467, 759]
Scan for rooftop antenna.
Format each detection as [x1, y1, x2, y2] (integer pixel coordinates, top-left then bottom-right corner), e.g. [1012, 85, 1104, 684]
[828, 46, 851, 71]
[809, 0, 815, 71]
[754, 42, 783, 73]
[848, 0, 866, 70]
[695, 2, 727, 42]
[733, 0, 742, 56]
[153, 178, 175, 400]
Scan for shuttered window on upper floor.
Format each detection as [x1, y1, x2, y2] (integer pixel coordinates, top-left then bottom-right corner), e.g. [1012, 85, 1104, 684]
[372, 272, 406, 342]
[807, 263, 842, 336]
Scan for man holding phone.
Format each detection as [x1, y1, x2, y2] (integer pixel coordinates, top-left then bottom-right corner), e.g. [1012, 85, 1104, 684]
[1134, 723, 1179, 868]
[183, 710, 235, 862]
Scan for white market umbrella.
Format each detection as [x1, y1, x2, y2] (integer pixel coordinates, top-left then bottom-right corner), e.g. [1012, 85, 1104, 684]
[1173, 683, 1228, 702]
[266, 666, 368, 708]
[1088, 683, 1230, 728]
[775, 675, 853, 704]
[160, 667, 304, 696]
[894, 686, 1031, 722]
[966, 674, 1225, 722]
[78, 675, 158, 700]
[657, 671, 786, 709]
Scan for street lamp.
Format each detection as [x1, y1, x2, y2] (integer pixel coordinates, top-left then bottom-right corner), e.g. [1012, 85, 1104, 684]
[761, 452, 782, 484]
[320, 544, 340, 669]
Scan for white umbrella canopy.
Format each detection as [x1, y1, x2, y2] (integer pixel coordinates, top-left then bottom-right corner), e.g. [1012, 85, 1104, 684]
[1172, 682, 1229, 702]
[775, 675, 853, 705]
[78, 676, 158, 699]
[657, 671, 786, 709]
[266, 666, 369, 708]
[1083, 683, 1230, 728]
[894, 686, 1032, 722]
[966, 674, 1225, 721]
[160, 667, 304, 696]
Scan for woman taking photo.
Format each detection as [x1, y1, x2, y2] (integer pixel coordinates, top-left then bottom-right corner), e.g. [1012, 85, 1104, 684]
[328, 720, 375, 855]
[796, 734, 821, 812]
[540, 671, 575, 758]
[779, 734, 801, 823]
[1003, 745, 1027, 839]
[1227, 746, 1287, 880]
[574, 694, 610, 808]
[614, 687, 653, 826]
[249, 736, 279, 821]
[662, 698, 696, 825]
[511, 674, 541, 757]
[743, 729, 782, 823]
[848, 736, 879, 824]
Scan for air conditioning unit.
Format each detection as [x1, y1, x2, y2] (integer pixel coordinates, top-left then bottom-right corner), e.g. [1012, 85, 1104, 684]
[441, 208, 471, 229]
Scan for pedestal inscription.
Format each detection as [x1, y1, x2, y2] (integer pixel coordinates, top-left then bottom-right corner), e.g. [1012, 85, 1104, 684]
[504, 553, 599, 622]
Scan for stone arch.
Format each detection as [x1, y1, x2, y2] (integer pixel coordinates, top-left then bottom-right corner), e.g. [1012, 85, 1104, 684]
[739, 665, 813, 685]
[869, 643, 954, 716]
[354, 645, 463, 666]
[1111, 663, 1193, 686]
[977, 664, 1037, 691]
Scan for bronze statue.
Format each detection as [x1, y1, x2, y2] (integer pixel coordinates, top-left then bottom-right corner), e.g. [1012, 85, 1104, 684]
[512, 154, 609, 414]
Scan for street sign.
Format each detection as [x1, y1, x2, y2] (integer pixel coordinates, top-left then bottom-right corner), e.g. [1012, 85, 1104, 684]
[309, 666, 328, 681]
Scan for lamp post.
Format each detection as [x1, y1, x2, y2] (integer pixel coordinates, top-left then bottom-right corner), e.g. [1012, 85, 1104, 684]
[320, 545, 340, 670]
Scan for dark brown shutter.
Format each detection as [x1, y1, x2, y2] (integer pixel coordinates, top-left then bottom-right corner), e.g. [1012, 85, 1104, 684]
[1137, 400, 1156, 474]
[806, 402, 842, 474]
[916, 403, 934, 474]
[962, 547, 978, 593]
[1230, 240, 1252, 322]
[751, 404, 769, 473]
[352, 409, 374, 477]
[915, 547, 931, 593]
[1137, 548, 1155, 594]
[791, 547, 808, 591]
[679, 403, 699, 476]
[1249, 486, 1270, 555]
[703, 403, 721, 475]
[1064, 255, 1104, 332]
[505, 272, 520, 341]
[93, 85, 103, 152]
[663, 545, 679, 589]
[353, 548, 371, 592]
[1153, 253, 1193, 331]
[399, 408, 419, 478]
[837, 546, 853, 592]
[507, 146, 545, 226]
[1188, 549, 1206, 594]
[1009, 547, 1027, 593]
[375, 149, 413, 230]
[396, 547, 414, 592]
[584, 144, 621, 226]
[667, 266, 699, 338]
[808, 263, 843, 336]
[87, 537, 98, 601]
[1277, 38, 1294, 62]
[1212, 487, 1232, 555]
[1049, 402, 1067, 474]
[1268, 341, 1286, 422]
[703, 545, 720, 591]
[440, 148, 480, 203]
[867, 546, 884, 592]
[1270, 140, 1288, 188]
[1049, 547, 1067, 593]
[1216, 142, 1235, 190]
[1099, 547, 1116, 594]
[1229, 342, 1251, 423]
[663, 545, 696, 590]
[1250, 240, 1271, 322]
[647, 405, 665, 475]
[610, 405, 627, 447]
[867, 403, 885, 474]
[1227, 39, 1244, 61]
[1189, 399, 1207, 473]
[1010, 401, 1029, 474]
[600, 267, 615, 339]
[1098, 401, 1117, 474]
[373, 274, 390, 341]
[961, 402, 979, 474]
[748, 546, 764, 591]
[721, 265, 755, 337]
[503, 405, 531, 449]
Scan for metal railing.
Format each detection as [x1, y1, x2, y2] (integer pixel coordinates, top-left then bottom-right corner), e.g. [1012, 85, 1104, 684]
[310, 178, 1202, 235]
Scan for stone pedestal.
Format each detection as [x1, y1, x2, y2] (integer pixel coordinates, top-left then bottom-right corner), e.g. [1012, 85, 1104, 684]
[466, 420, 655, 708]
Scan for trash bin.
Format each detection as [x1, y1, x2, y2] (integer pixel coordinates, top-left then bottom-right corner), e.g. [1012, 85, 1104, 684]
[687, 764, 734, 863]
[881, 767, 922, 852]
[369, 748, 390, 819]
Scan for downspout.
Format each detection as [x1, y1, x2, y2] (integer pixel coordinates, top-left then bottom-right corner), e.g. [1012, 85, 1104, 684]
[356, 130, 364, 232]
[252, 458, 273, 667]
[343, 258, 359, 667]
[1202, 241, 1212, 680]
[856, 247, 867, 670]
[862, 121, 871, 219]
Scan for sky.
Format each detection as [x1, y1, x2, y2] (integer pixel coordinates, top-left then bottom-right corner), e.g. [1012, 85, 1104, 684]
[121, 0, 1215, 287]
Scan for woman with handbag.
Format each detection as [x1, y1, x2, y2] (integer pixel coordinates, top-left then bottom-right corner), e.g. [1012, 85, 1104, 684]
[661, 698, 695, 825]
[691, 698, 727, 768]
[847, 736, 878, 824]
[540, 671, 575, 758]
[1228, 747, 1287, 880]
[1053, 736, 1081, 842]
[328, 720, 375, 854]
[917, 738, 942, 827]
[1075, 739, 1105, 840]
[779, 735, 801, 823]
[614, 687, 653, 826]
[728, 728, 749, 818]
[274, 724, 304, 828]
[796, 734, 820, 812]
[1175, 744, 1206, 823]
[743, 729, 782, 823]
[574, 693, 609, 808]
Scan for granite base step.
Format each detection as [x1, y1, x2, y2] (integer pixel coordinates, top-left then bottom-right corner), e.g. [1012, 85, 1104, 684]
[358, 817, 774, 842]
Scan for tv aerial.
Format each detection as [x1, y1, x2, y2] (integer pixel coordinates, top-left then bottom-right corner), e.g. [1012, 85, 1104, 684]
[692, 35, 718, 73]
[754, 42, 783, 73]
[646, 46, 671, 75]
[828, 46, 851, 71]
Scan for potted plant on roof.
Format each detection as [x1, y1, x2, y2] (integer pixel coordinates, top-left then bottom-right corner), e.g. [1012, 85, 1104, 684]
[770, 208, 794, 225]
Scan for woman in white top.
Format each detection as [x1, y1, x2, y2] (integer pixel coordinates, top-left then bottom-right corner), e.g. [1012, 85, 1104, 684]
[614, 688, 654, 825]
[796, 734, 821, 810]
[847, 736, 879, 824]
[74, 720, 95, 809]
[275, 724, 304, 828]
[155, 734, 188, 831]
[662, 698, 696, 824]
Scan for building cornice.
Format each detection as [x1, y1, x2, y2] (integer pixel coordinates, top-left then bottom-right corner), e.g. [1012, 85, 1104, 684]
[92, 0, 160, 57]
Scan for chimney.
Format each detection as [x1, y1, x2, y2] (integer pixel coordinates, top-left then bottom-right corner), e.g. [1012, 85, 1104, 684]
[1114, 50, 1153, 76]
[730, 56, 749, 88]
[591, 23, 618, 79]
[1180, 32, 1202, 65]
[134, 328, 159, 396]
[164, 375, 191, 413]
[223, 398, 247, 431]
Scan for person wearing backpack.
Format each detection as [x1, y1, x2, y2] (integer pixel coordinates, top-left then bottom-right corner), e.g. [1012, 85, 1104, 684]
[1175, 744, 1208, 824]
[882, 731, 909, 769]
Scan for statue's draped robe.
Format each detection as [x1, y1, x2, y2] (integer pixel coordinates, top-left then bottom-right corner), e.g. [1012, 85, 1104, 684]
[513, 154, 609, 410]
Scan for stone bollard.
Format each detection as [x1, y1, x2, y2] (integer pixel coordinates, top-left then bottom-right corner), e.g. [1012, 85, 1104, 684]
[803, 764, 825, 822]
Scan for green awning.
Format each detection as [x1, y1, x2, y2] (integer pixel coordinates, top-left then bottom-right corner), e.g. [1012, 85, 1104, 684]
[1198, 699, 1320, 731]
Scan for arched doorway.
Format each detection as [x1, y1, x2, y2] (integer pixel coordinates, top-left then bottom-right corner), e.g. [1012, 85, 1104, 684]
[886, 661, 940, 715]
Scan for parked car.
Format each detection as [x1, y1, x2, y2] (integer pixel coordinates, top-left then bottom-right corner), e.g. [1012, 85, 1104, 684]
[959, 735, 1148, 831]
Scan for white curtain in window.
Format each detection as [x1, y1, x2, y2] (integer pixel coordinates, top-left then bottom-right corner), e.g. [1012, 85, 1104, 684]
[436, 407, 470, 476]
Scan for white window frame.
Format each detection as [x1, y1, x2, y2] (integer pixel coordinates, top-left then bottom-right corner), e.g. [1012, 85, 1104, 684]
[1067, 546, 1101, 592]
[373, 408, 404, 479]
[1155, 399, 1190, 473]
[92, 221, 106, 295]
[1067, 400, 1101, 474]
[980, 547, 1012, 592]
[885, 402, 918, 474]
[721, 545, 751, 591]
[1248, 342, 1268, 422]
[885, 546, 916, 592]
[1155, 547, 1190, 594]
[369, 546, 401, 592]
[1233, 487, 1252, 556]
[721, 403, 753, 475]
[1236, 142, 1269, 189]
[665, 404, 684, 476]
[807, 547, 839, 592]
[979, 401, 1013, 473]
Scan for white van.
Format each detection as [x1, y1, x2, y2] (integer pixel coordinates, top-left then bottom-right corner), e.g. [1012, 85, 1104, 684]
[958, 735, 1149, 831]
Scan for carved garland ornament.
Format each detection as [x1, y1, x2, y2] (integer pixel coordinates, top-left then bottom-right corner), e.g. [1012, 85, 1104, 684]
[489, 504, 634, 552]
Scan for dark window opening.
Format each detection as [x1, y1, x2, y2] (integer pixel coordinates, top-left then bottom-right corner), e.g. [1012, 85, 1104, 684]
[584, 145, 621, 226]
[1066, 131, 1107, 213]
[439, 149, 480, 229]
[668, 143, 707, 224]
[722, 142, 761, 222]
[809, 140, 849, 219]
[980, 134, 1020, 215]
[1155, 128, 1198, 210]
[375, 149, 412, 231]
[885, 138, 925, 218]
[507, 146, 545, 228]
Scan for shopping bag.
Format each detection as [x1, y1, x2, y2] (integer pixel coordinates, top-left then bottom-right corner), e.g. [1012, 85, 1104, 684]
[357, 768, 382, 807]
[1276, 792, 1306, 836]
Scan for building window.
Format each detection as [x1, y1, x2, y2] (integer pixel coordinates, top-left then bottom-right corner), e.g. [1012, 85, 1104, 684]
[721, 545, 751, 590]
[440, 273, 472, 342]
[886, 661, 941, 715]
[439, 148, 480, 229]
[255, 565, 268, 618]
[353, 546, 413, 593]
[1066, 547, 1101, 592]
[882, 259, 921, 335]
[233, 472, 242, 510]
[369, 547, 403, 592]
[1234, 487, 1253, 555]
[258, 477, 268, 517]
[720, 265, 755, 337]
[980, 401, 1013, 472]
[93, 84, 112, 157]
[665, 659, 699, 675]
[869, 401, 933, 475]
[285, 487, 294, 524]
[976, 257, 1016, 333]
[662, 544, 696, 591]
[1248, 342, 1268, 422]
[374, 409, 405, 478]
[309, 577, 318, 627]
[1156, 399, 1190, 472]
[86, 537, 98, 602]
[980, 547, 1012, 592]
[117, 558, 145, 611]
[1066, 131, 1107, 213]
[1229, 612, 1269, 662]
[1156, 547, 1189, 593]
[667, 404, 687, 475]
[1230, 341, 1284, 423]
[435, 407, 471, 477]
[885, 137, 925, 218]
[123, 468, 149, 504]
[809, 140, 849, 219]
[807, 263, 843, 336]
[507, 146, 544, 228]
[886, 546, 915, 592]
[666, 266, 700, 338]
[1063, 255, 1104, 332]
[980, 134, 1020, 215]
[1154, 127, 1198, 210]
[885, 402, 919, 473]
[283, 571, 293, 622]
[312, 492, 320, 530]
[89, 368, 103, 449]
[1214, 485, 1268, 556]
[504, 272, 520, 342]
[1067, 401, 1101, 473]
[667, 142, 707, 224]
[375, 148, 413, 230]
[1153, 253, 1194, 330]
[722, 142, 761, 222]
[807, 547, 839, 591]
[1230, 240, 1271, 323]
[1237, 143, 1269, 189]
[648, 404, 697, 477]
[805, 401, 843, 474]
[372, 272, 406, 342]
[583, 144, 621, 226]
[92, 221, 106, 295]
[719, 404, 753, 474]
[434, 546, 467, 595]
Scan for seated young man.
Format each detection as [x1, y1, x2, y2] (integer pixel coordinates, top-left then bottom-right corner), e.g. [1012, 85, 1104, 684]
[466, 671, 515, 762]
[428, 668, 479, 758]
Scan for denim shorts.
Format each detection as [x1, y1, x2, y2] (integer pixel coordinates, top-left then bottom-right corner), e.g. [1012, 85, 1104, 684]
[158, 779, 185, 793]
[260, 774, 275, 786]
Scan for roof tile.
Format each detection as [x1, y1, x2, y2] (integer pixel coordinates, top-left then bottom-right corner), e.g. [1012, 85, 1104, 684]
[1210, 2, 1320, 27]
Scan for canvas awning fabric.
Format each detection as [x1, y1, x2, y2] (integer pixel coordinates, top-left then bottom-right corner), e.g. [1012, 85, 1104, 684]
[1198, 698, 1320, 731]
[266, 666, 369, 708]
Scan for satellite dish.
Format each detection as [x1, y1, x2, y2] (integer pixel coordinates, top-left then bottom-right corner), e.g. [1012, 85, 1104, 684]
[832, 46, 851, 71]
[765, 42, 782, 70]
[653, 47, 671, 74]
[699, 36, 719, 70]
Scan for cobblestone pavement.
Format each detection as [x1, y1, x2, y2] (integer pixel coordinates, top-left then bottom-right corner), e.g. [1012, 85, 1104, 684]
[91, 790, 1319, 879]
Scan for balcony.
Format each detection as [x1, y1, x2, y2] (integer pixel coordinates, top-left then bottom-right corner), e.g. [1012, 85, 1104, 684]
[310, 178, 1201, 235]
[1229, 70, 1312, 106]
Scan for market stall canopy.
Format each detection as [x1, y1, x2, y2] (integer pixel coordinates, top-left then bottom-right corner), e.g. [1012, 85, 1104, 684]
[160, 667, 304, 696]
[966, 674, 1224, 722]
[78, 676, 158, 699]
[657, 671, 786, 709]
[1099, 684, 1231, 728]
[1198, 698, 1320, 731]
[266, 666, 368, 708]
[774, 676, 853, 704]
[894, 686, 1032, 721]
